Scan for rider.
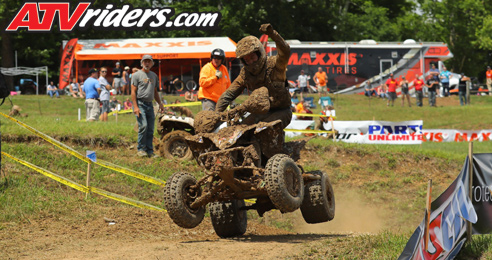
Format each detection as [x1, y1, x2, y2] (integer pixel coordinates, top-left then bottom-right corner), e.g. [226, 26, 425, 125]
[215, 23, 292, 128]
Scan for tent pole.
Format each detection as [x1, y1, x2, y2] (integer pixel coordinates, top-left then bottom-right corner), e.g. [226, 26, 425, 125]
[159, 59, 162, 91]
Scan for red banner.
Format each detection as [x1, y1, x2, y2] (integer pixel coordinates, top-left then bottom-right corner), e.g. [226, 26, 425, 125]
[59, 38, 78, 90]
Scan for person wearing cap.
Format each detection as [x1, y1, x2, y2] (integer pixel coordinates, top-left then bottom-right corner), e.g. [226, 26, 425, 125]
[198, 48, 231, 111]
[458, 73, 471, 106]
[122, 66, 131, 95]
[385, 73, 398, 107]
[297, 70, 309, 93]
[486, 66, 492, 95]
[112, 62, 123, 95]
[131, 54, 165, 158]
[426, 74, 439, 107]
[82, 68, 101, 121]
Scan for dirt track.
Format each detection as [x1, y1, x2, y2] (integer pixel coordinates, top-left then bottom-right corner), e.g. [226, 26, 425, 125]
[0, 185, 394, 260]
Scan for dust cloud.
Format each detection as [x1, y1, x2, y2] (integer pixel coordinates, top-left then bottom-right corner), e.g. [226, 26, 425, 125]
[294, 188, 387, 234]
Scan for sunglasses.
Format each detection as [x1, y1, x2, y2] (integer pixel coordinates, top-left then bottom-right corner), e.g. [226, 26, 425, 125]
[101, 71, 107, 73]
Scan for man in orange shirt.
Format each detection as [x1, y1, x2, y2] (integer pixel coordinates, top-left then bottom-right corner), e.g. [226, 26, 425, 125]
[413, 74, 425, 107]
[198, 48, 231, 111]
[314, 67, 328, 97]
[486, 66, 492, 95]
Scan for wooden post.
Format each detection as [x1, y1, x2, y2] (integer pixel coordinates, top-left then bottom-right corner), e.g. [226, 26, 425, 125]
[424, 179, 432, 252]
[466, 142, 473, 242]
[86, 162, 91, 199]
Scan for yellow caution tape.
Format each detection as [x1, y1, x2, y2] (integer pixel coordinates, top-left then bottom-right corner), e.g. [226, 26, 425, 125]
[2, 151, 89, 193]
[0, 112, 166, 187]
[2, 152, 166, 212]
[108, 102, 201, 116]
[293, 113, 336, 119]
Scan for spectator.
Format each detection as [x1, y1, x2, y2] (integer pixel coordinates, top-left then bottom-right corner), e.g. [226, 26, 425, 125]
[458, 73, 470, 106]
[376, 84, 386, 98]
[426, 75, 439, 107]
[363, 80, 376, 97]
[297, 70, 309, 93]
[385, 73, 398, 106]
[429, 63, 440, 96]
[198, 48, 231, 111]
[315, 105, 335, 131]
[314, 66, 328, 97]
[163, 75, 179, 95]
[440, 66, 451, 97]
[123, 98, 133, 110]
[110, 96, 122, 111]
[69, 78, 83, 98]
[295, 98, 305, 114]
[122, 66, 131, 95]
[400, 76, 411, 107]
[112, 62, 123, 95]
[98, 67, 113, 122]
[82, 68, 101, 121]
[413, 74, 425, 107]
[185, 90, 197, 102]
[486, 66, 492, 96]
[47, 81, 59, 98]
[131, 54, 165, 158]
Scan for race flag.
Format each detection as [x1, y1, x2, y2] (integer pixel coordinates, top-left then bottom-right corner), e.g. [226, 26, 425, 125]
[59, 38, 78, 90]
[86, 150, 96, 163]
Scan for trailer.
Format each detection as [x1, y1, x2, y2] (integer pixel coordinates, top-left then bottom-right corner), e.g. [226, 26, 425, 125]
[266, 39, 453, 94]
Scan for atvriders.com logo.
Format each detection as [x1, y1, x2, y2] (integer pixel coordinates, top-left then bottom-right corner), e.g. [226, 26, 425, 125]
[5, 2, 221, 32]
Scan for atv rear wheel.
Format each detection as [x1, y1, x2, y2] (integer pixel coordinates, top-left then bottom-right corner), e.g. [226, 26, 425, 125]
[209, 200, 247, 238]
[164, 172, 205, 228]
[300, 171, 335, 223]
[265, 154, 304, 213]
[159, 130, 192, 160]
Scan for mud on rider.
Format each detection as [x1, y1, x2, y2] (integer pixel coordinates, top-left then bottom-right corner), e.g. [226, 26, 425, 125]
[215, 23, 292, 128]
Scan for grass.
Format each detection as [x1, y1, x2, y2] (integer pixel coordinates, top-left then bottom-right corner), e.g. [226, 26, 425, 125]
[1, 93, 492, 258]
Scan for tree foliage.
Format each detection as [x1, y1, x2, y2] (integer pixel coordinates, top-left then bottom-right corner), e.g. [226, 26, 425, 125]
[0, 0, 490, 81]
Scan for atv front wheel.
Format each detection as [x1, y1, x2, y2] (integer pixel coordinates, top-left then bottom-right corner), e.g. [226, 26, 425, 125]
[265, 154, 304, 213]
[160, 130, 193, 160]
[300, 171, 335, 223]
[209, 200, 247, 238]
[164, 172, 205, 228]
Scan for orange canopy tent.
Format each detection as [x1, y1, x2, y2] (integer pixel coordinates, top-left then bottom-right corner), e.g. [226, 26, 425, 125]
[67, 37, 237, 90]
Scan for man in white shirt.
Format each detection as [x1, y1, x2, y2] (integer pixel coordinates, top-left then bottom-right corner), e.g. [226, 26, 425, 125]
[98, 67, 113, 122]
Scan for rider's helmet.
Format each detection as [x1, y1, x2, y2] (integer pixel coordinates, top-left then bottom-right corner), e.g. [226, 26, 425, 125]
[235, 36, 267, 75]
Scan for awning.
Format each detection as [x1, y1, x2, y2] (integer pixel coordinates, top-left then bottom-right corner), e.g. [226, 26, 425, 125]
[73, 37, 237, 61]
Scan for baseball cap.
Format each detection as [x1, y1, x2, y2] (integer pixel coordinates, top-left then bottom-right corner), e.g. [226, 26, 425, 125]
[124, 66, 130, 70]
[88, 68, 98, 74]
[141, 54, 153, 62]
[115, 62, 120, 65]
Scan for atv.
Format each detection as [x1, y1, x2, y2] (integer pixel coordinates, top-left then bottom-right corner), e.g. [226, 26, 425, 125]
[155, 114, 194, 161]
[163, 87, 335, 238]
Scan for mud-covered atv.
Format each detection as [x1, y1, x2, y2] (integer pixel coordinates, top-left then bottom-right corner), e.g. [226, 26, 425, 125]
[155, 114, 194, 160]
[163, 88, 335, 238]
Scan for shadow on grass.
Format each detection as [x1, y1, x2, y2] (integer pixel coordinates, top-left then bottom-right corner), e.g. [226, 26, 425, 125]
[181, 233, 347, 244]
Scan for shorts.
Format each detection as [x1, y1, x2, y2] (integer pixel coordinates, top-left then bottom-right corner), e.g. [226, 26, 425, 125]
[387, 92, 397, 100]
[85, 99, 100, 121]
[101, 100, 111, 113]
[318, 85, 328, 93]
[113, 78, 122, 88]
[401, 88, 409, 95]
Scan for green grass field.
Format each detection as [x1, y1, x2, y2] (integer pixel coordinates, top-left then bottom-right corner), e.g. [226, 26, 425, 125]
[1, 93, 491, 259]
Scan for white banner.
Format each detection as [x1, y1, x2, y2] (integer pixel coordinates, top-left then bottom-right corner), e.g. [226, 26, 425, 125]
[423, 129, 492, 142]
[286, 120, 424, 144]
[286, 120, 492, 144]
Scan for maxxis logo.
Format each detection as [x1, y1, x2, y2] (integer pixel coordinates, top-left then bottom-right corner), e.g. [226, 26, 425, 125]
[5, 2, 221, 32]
